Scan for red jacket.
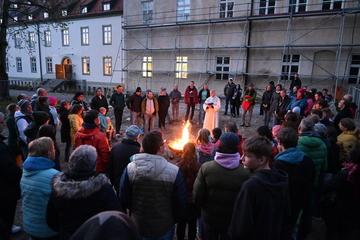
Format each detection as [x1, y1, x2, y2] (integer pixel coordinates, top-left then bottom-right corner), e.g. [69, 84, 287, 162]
[184, 86, 199, 104]
[74, 125, 110, 173]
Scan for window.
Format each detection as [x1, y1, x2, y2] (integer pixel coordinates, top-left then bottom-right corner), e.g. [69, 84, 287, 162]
[81, 27, 89, 45]
[348, 55, 360, 84]
[62, 29, 69, 46]
[103, 3, 110, 11]
[259, 0, 275, 14]
[281, 54, 300, 80]
[142, 57, 152, 77]
[62, 9, 67, 16]
[44, 30, 51, 47]
[46, 57, 53, 73]
[103, 57, 112, 75]
[288, 0, 306, 13]
[176, 56, 188, 78]
[14, 32, 21, 48]
[44, 12, 49, 18]
[102, 25, 112, 45]
[12, 3, 18, 8]
[30, 57, 37, 73]
[5, 58, 9, 72]
[28, 32, 35, 48]
[82, 57, 90, 75]
[81, 6, 87, 13]
[220, 0, 234, 18]
[28, 14, 33, 20]
[177, 0, 190, 21]
[142, 1, 153, 24]
[16, 57, 22, 72]
[215, 56, 230, 80]
[322, 0, 342, 10]
[14, 16, 18, 22]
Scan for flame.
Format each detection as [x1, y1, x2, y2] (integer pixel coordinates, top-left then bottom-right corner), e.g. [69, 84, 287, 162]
[169, 121, 192, 151]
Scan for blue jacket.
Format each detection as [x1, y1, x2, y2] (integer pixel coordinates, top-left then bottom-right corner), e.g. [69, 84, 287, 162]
[99, 113, 108, 131]
[287, 98, 308, 115]
[21, 156, 59, 238]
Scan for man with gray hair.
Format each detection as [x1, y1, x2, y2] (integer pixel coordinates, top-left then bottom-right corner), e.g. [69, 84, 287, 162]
[203, 90, 221, 132]
[108, 125, 142, 195]
[31, 88, 47, 110]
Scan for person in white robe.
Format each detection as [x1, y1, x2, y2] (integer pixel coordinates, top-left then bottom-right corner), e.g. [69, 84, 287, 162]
[203, 90, 221, 132]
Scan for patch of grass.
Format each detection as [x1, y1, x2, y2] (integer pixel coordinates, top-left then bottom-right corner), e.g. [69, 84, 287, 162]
[0, 97, 17, 113]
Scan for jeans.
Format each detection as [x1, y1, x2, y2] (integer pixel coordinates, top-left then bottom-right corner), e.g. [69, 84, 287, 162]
[142, 226, 174, 240]
[185, 103, 196, 121]
[263, 109, 271, 126]
[225, 96, 231, 114]
[176, 218, 197, 240]
[64, 141, 71, 162]
[241, 105, 254, 125]
[144, 113, 155, 132]
[114, 107, 124, 133]
[172, 103, 179, 121]
[130, 111, 142, 128]
[198, 100, 206, 123]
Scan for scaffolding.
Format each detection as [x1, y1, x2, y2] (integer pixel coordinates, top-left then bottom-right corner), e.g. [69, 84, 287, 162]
[121, 0, 360, 95]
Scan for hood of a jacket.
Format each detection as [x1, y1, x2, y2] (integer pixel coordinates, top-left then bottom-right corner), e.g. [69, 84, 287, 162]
[251, 169, 288, 196]
[214, 152, 240, 169]
[274, 147, 305, 165]
[76, 125, 101, 139]
[131, 153, 171, 180]
[52, 172, 109, 199]
[23, 156, 55, 171]
[298, 131, 324, 148]
[198, 143, 215, 155]
[15, 110, 25, 118]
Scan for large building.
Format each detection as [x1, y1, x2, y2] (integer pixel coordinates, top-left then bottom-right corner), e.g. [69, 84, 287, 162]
[5, 0, 123, 95]
[123, 0, 360, 97]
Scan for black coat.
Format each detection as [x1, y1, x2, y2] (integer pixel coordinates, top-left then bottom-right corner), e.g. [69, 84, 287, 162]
[126, 93, 143, 113]
[198, 89, 210, 102]
[261, 90, 273, 111]
[90, 95, 109, 112]
[276, 95, 291, 120]
[157, 94, 170, 113]
[24, 122, 41, 144]
[334, 106, 352, 135]
[58, 106, 71, 143]
[109, 138, 140, 195]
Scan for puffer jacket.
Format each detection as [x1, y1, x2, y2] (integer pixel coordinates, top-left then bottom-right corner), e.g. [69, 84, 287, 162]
[21, 156, 59, 238]
[298, 131, 327, 189]
[193, 155, 250, 232]
[120, 153, 187, 238]
[287, 98, 308, 115]
[46, 172, 122, 240]
[74, 125, 110, 173]
[337, 131, 360, 163]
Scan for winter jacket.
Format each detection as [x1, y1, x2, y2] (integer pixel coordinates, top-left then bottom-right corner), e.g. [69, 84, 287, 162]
[99, 113, 108, 131]
[261, 90, 273, 111]
[15, 110, 33, 147]
[304, 98, 314, 116]
[141, 98, 159, 115]
[289, 78, 301, 90]
[334, 106, 352, 135]
[169, 89, 182, 104]
[120, 153, 187, 238]
[0, 135, 21, 205]
[269, 91, 281, 113]
[109, 138, 141, 195]
[184, 86, 199, 104]
[275, 95, 291, 120]
[91, 95, 109, 112]
[5, 115, 22, 155]
[157, 94, 170, 113]
[224, 82, 236, 97]
[21, 156, 59, 238]
[198, 88, 210, 102]
[337, 131, 360, 163]
[58, 106, 71, 143]
[126, 93, 143, 112]
[298, 131, 328, 189]
[196, 143, 217, 164]
[68, 113, 83, 145]
[74, 124, 110, 173]
[46, 172, 122, 240]
[109, 92, 125, 109]
[24, 122, 41, 144]
[228, 169, 290, 240]
[287, 97, 308, 115]
[193, 155, 250, 232]
[71, 98, 89, 111]
[241, 89, 257, 105]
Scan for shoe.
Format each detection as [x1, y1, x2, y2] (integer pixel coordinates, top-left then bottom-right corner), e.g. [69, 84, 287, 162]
[223, 113, 228, 115]
[12, 226, 21, 234]
[116, 133, 122, 138]
[240, 123, 245, 126]
[232, 114, 235, 117]
[236, 115, 239, 117]
[245, 124, 250, 127]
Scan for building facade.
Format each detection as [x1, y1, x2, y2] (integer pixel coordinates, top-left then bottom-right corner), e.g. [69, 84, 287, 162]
[122, 0, 360, 97]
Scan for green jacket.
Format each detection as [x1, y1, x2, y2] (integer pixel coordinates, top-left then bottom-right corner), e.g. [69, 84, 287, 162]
[193, 159, 250, 231]
[297, 131, 327, 189]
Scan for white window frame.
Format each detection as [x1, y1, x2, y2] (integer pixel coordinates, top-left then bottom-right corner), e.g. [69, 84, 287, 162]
[28, 14, 33, 20]
[103, 3, 110, 11]
[16, 57, 22, 72]
[5, 58, 9, 72]
[44, 30, 51, 47]
[46, 57, 53, 73]
[62, 9, 67, 16]
[215, 56, 230, 80]
[281, 54, 300, 80]
[175, 56, 188, 78]
[43, 12, 49, 18]
[219, 0, 234, 18]
[142, 1, 153, 24]
[288, 0, 307, 13]
[30, 57, 37, 73]
[14, 32, 21, 48]
[62, 29, 69, 46]
[81, 27, 89, 45]
[81, 6, 87, 13]
[259, 0, 275, 14]
[142, 56, 153, 77]
[177, 0, 190, 21]
[322, 0, 343, 10]
[348, 55, 360, 84]
[102, 25, 112, 45]
[28, 32, 35, 48]
[103, 57, 112, 76]
[82, 57, 90, 75]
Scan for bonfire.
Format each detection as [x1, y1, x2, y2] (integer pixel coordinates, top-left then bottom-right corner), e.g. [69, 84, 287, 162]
[168, 121, 192, 153]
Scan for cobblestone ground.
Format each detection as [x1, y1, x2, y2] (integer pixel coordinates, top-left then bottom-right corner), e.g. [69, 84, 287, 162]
[8, 89, 326, 240]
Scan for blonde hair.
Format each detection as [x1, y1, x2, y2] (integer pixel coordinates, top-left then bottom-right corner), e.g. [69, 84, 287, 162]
[196, 128, 211, 145]
[28, 137, 54, 158]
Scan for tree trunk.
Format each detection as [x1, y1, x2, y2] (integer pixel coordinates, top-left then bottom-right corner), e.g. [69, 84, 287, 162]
[0, 0, 11, 100]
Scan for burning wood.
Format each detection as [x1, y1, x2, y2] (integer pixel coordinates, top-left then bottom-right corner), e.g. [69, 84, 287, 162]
[168, 121, 192, 153]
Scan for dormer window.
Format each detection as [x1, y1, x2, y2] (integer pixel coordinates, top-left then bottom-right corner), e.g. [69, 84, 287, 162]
[12, 4, 18, 8]
[81, 7, 87, 13]
[14, 16, 18, 21]
[62, 9, 67, 16]
[103, 3, 110, 11]
[44, 12, 49, 18]
[28, 14, 33, 20]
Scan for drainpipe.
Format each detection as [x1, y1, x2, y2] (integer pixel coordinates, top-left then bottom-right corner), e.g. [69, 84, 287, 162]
[244, 1, 253, 87]
[37, 23, 43, 85]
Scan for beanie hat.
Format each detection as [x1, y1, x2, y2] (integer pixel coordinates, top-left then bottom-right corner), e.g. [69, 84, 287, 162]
[136, 87, 142, 93]
[18, 99, 30, 112]
[125, 125, 143, 139]
[68, 145, 97, 172]
[48, 96, 58, 107]
[298, 88, 306, 95]
[33, 111, 50, 125]
[292, 106, 301, 114]
[219, 132, 239, 149]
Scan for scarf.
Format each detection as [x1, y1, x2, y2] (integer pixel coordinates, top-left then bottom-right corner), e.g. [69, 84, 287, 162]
[343, 163, 358, 183]
[214, 152, 240, 169]
[82, 122, 99, 129]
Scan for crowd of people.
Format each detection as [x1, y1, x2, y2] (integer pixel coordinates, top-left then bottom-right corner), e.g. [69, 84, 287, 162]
[1, 78, 360, 240]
